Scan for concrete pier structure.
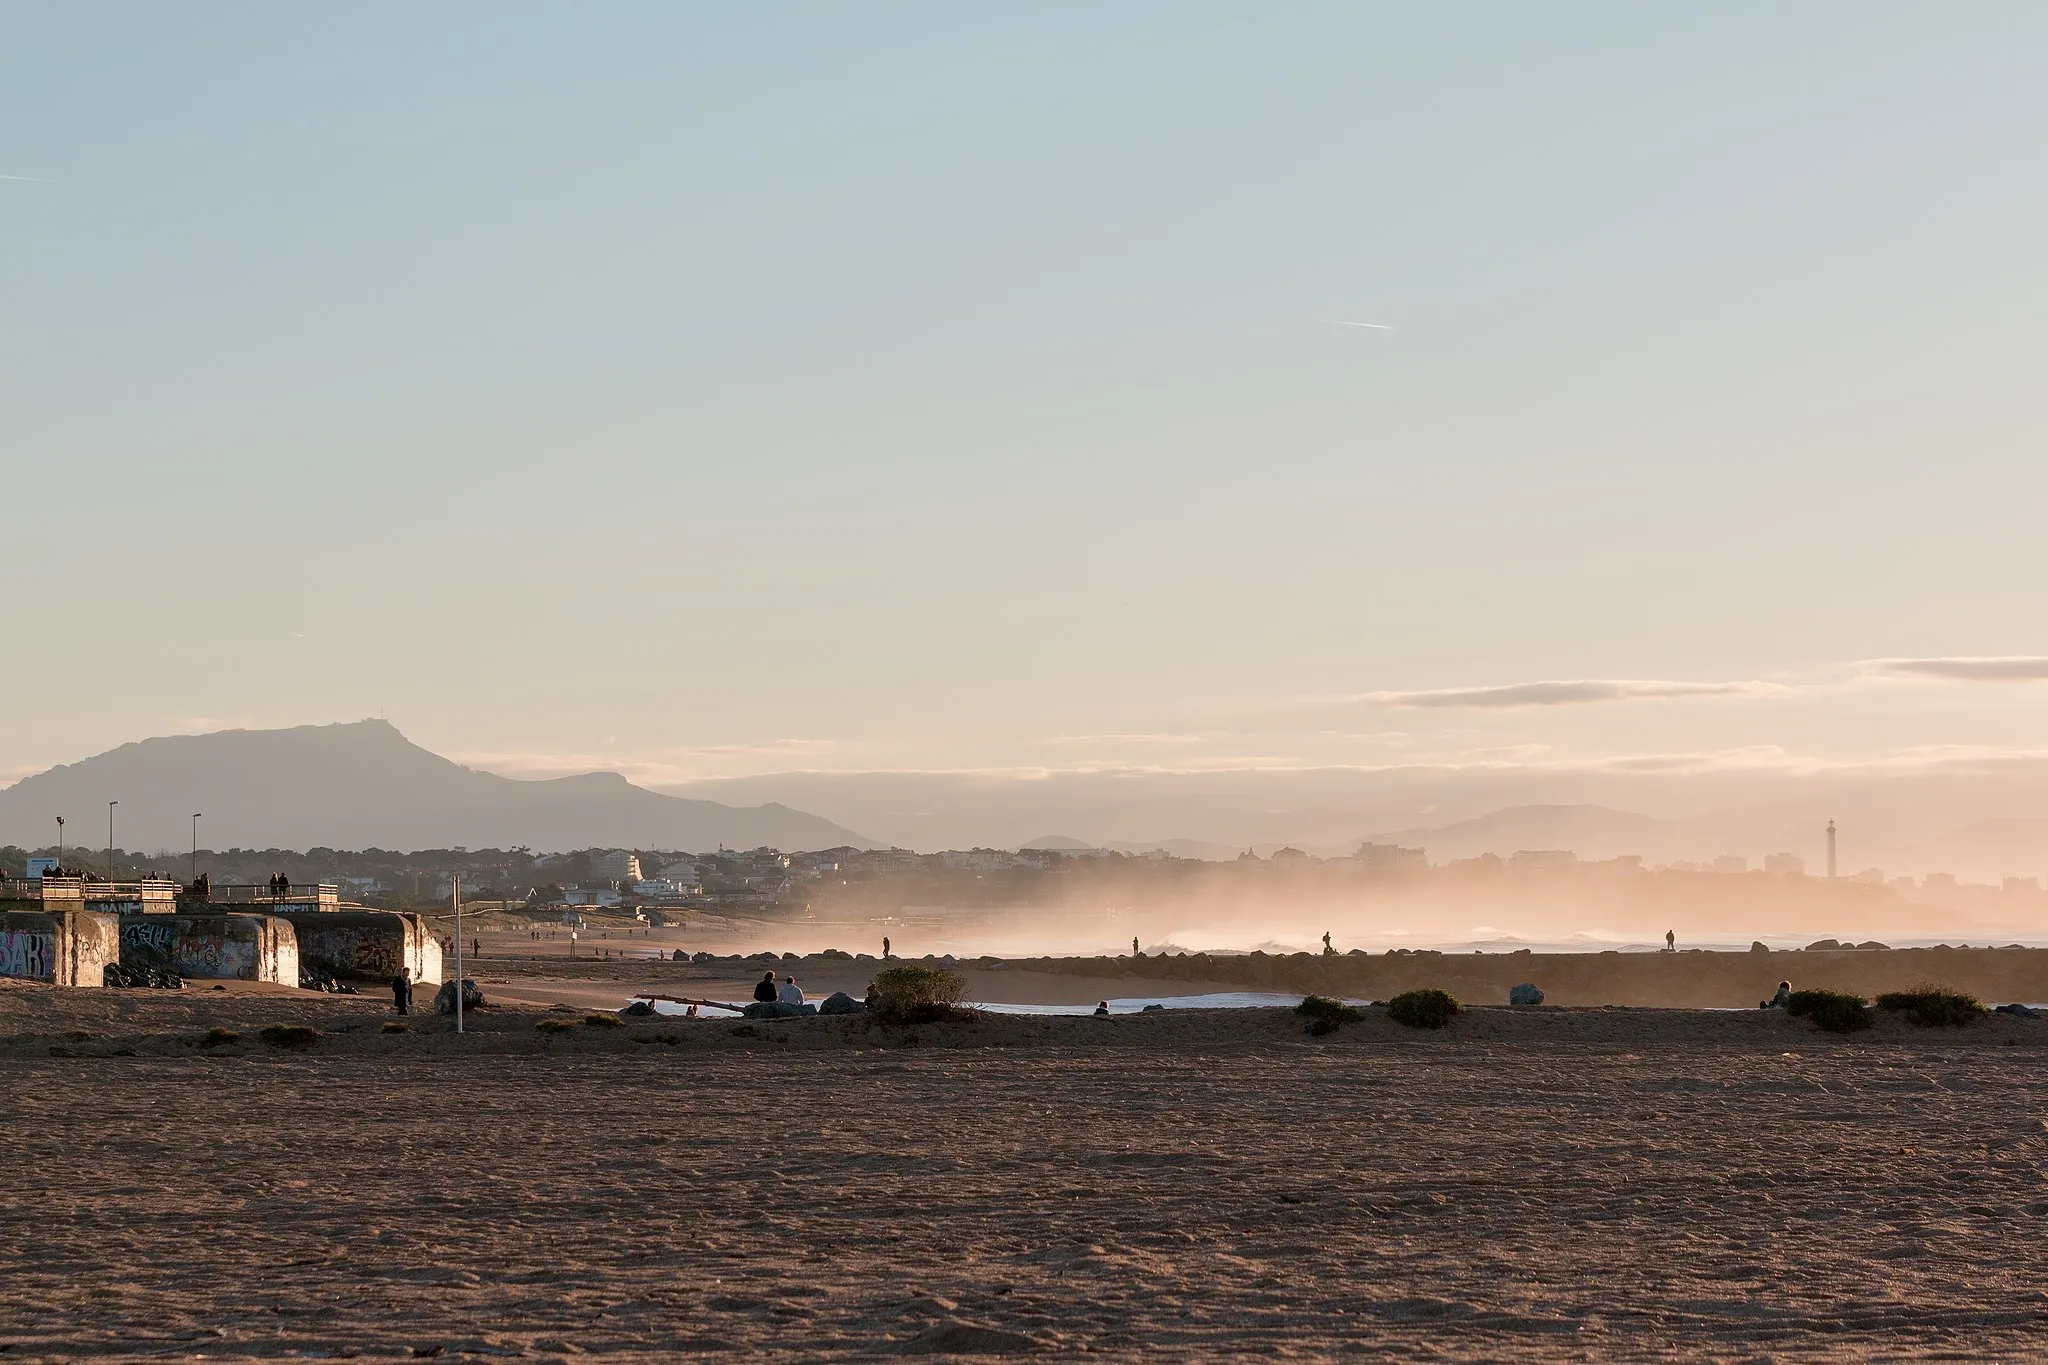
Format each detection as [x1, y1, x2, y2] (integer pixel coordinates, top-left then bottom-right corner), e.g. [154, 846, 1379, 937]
[117, 913, 300, 984]
[0, 908, 121, 986]
[285, 908, 441, 985]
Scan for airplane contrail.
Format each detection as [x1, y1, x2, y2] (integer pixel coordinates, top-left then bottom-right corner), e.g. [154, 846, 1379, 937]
[1329, 320, 1394, 330]
[0, 174, 50, 183]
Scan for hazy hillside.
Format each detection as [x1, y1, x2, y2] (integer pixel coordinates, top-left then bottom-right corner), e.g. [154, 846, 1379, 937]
[1359, 805, 1685, 863]
[0, 720, 873, 854]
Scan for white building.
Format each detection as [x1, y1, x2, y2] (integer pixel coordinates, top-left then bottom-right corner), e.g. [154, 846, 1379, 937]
[590, 851, 643, 882]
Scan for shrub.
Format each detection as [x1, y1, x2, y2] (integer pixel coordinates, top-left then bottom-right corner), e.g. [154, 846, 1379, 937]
[1784, 989, 1872, 1033]
[584, 1013, 624, 1029]
[198, 1028, 240, 1048]
[1297, 995, 1365, 1035]
[382, 1021, 409, 1034]
[1386, 989, 1460, 1029]
[870, 964, 967, 1024]
[1876, 987, 1986, 1027]
[257, 1023, 320, 1050]
[536, 1019, 578, 1034]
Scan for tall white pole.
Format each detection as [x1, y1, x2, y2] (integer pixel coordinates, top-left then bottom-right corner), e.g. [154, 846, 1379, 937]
[453, 874, 463, 1034]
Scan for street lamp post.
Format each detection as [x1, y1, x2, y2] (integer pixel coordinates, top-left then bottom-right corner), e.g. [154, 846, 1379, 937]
[55, 815, 64, 869]
[453, 874, 464, 1035]
[107, 801, 118, 880]
[191, 813, 202, 889]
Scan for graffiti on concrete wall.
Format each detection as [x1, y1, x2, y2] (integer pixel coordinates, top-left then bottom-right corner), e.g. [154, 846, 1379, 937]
[0, 929, 55, 980]
[120, 919, 257, 980]
[298, 922, 406, 979]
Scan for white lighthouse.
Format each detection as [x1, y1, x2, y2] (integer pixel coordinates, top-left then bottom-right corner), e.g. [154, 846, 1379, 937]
[1826, 819, 1837, 880]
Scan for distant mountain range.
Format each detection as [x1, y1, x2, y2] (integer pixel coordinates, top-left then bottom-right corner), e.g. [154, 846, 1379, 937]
[0, 720, 875, 855]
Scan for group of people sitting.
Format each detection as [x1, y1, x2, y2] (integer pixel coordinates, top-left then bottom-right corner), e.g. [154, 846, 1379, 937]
[753, 970, 805, 1006]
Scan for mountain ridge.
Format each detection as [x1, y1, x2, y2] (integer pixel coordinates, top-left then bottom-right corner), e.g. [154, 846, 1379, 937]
[0, 720, 875, 854]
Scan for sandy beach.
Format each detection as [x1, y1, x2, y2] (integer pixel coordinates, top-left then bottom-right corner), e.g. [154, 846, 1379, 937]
[5, 977, 2048, 1361]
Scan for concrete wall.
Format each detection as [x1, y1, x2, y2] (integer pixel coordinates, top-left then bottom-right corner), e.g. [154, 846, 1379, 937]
[119, 914, 300, 984]
[286, 909, 441, 985]
[0, 910, 119, 987]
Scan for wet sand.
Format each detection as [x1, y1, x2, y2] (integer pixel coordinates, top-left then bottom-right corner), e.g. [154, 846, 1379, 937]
[5, 979, 2048, 1360]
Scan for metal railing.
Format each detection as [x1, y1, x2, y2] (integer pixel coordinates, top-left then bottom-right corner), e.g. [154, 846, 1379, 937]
[206, 883, 341, 906]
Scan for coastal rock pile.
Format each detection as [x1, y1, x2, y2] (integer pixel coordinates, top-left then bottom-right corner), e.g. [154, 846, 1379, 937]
[818, 991, 865, 1015]
[435, 979, 486, 1015]
[1509, 983, 1545, 1006]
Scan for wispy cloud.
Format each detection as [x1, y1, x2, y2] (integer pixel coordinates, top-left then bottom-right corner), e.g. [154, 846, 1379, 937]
[0, 174, 50, 183]
[1358, 679, 1786, 709]
[1047, 733, 1209, 746]
[1871, 656, 2048, 683]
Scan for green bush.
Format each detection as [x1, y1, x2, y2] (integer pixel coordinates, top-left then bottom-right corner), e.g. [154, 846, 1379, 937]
[536, 1018, 577, 1034]
[870, 964, 967, 1024]
[1876, 987, 1986, 1027]
[1297, 995, 1365, 1035]
[257, 1023, 321, 1050]
[584, 1012, 624, 1029]
[1386, 988, 1460, 1029]
[1785, 989, 1872, 1033]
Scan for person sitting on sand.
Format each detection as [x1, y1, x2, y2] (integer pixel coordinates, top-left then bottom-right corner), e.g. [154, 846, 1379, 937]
[753, 970, 778, 1004]
[777, 975, 804, 1006]
[1093, 1000, 1110, 1017]
[1768, 980, 1791, 1009]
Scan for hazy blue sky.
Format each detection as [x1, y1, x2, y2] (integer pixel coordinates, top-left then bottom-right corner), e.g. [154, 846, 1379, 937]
[5, 3, 2047, 787]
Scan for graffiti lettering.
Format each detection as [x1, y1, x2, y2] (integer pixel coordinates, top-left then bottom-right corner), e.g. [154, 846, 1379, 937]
[0, 929, 54, 980]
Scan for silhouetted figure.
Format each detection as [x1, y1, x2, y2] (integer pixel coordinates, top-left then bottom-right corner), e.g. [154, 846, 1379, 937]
[1766, 980, 1792, 1009]
[392, 968, 412, 1015]
[1133, 936, 1140, 957]
[1666, 929, 1676, 952]
[752, 970, 778, 1003]
[1093, 1000, 1111, 1018]
[882, 936, 891, 960]
[1323, 931, 1334, 955]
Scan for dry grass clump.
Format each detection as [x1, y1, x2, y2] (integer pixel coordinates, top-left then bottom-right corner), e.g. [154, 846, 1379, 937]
[1876, 987, 1986, 1027]
[1386, 989, 1460, 1029]
[584, 1012, 625, 1029]
[197, 1027, 241, 1048]
[870, 964, 967, 1024]
[1296, 995, 1366, 1036]
[257, 1023, 320, 1050]
[382, 1021, 409, 1034]
[536, 1019, 578, 1034]
[1785, 989, 1872, 1033]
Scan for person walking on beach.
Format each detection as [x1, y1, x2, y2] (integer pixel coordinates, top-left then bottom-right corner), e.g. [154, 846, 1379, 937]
[391, 968, 412, 1015]
[1132, 936, 1140, 957]
[882, 935, 891, 960]
[753, 970, 779, 1004]
[1322, 931, 1333, 955]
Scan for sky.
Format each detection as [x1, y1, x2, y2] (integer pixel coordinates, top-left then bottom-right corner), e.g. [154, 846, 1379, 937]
[4, 2, 2047, 793]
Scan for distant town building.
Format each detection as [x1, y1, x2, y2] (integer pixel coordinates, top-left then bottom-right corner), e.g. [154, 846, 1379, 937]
[1763, 852, 1806, 876]
[562, 885, 623, 908]
[1509, 849, 1577, 869]
[1711, 855, 1747, 875]
[590, 851, 643, 883]
[1354, 842, 1428, 870]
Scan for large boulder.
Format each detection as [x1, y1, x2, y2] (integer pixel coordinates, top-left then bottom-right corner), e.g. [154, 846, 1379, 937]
[1508, 982, 1545, 1006]
[434, 978, 485, 1015]
[817, 991, 866, 1016]
[742, 1000, 817, 1019]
